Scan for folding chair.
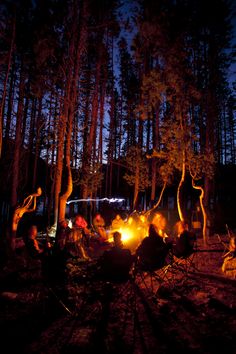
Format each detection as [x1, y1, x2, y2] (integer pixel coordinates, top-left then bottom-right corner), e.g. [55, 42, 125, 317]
[133, 252, 175, 301]
[214, 225, 235, 259]
[168, 238, 198, 285]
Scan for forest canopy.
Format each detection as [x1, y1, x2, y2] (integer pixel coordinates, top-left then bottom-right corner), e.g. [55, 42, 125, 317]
[0, 0, 235, 233]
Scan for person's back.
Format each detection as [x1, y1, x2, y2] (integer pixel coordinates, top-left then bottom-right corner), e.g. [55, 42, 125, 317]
[136, 223, 170, 271]
[99, 232, 134, 281]
[173, 221, 196, 258]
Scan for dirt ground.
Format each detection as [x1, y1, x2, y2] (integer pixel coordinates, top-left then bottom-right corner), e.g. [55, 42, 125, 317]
[0, 234, 235, 354]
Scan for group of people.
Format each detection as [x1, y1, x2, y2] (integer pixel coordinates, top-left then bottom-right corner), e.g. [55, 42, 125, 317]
[22, 211, 196, 282]
[99, 212, 196, 281]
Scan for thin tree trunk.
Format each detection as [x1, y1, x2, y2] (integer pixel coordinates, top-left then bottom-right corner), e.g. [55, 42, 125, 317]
[177, 150, 186, 221]
[151, 107, 159, 203]
[145, 181, 167, 217]
[25, 98, 36, 186]
[11, 66, 25, 207]
[32, 97, 43, 189]
[53, 95, 68, 228]
[133, 162, 140, 210]
[4, 60, 16, 141]
[61, 0, 88, 217]
[192, 179, 207, 246]
[0, 16, 15, 157]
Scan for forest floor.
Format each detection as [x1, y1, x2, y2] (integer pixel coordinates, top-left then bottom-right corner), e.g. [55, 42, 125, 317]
[0, 234, 235, 354]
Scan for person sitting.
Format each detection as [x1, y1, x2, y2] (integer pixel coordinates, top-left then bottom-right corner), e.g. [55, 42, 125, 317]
[24, 225, 44, 259]
[55, 219, 71, 253]
[92, 212, 107, 243]
[222, 235, 236, 274]
[137, 212, 149, 243]
[135, 213, 171, 271]
[64, 226, 90, 260]
[99, 231, 134, 282]
[172, 220, 196, 259]
[111, 214, 125, 231]
[73, 214, 91, 247]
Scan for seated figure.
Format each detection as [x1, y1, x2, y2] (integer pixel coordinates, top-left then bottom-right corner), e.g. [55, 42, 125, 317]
[137, 213, 149, 242]
[55, 219, 71, 253]
[24, 225, 44, 258]
[172, 220, 196, 258]
[135, 213, 171, 271]
[99, 231, 134, 281]
[111, 214, 125, 231]
[93, 213, 107, 242]
[73, 214, 91, 247]
[64, 225, 90, 260]
[222, 235, 236, 275]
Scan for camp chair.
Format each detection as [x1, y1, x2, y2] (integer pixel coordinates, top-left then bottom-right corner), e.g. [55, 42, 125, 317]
[216, 224, 235, 259]
[168, 237, 198, 285]
[133, 251, 175, 300]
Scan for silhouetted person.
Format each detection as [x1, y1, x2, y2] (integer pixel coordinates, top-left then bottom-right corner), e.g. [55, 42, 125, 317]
[99, 231, 134, 282]
[172, 220, 196, 258]
[136, 213, 171, 271]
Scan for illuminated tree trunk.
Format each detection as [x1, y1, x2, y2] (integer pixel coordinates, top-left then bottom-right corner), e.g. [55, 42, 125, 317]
[145, 182, 167, 216]
[192, 179, 207, 245]
[59, 0, 88, 221]
[54, 99, 67, 228]
[59, 116, 73, 222]
[151, 108, 159, 203]
[133, 163, 139, 209]
[177, 150, 186, 221]
[11, 188, 42, 250]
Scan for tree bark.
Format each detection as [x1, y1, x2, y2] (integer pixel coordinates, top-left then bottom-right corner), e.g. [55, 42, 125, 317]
[0, 16, 15, 157]
[11, 66, 25, 207]
[177, 150, 186, 221]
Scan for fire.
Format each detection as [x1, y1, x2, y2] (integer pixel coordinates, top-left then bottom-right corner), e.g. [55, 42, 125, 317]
[108, 226, 134, 244]
[119, 227, 134, 243]
[108, 226, 143, 255]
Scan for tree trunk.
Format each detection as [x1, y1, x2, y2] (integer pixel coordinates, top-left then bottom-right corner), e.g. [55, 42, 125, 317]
[59, 0, 88, 221]
[145, 182, 167, 217]
[4, 60, 16, 141]
[192, 180, 207, 246]
[177, 150, 186, 221]
[11, 66, 25, 207]
[0, 16, 15, 157]
[133, 162, 140, 210]
[32, 97, 43, 189]
[151, 107, 159, 203]
[53, 97, 68, 228]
